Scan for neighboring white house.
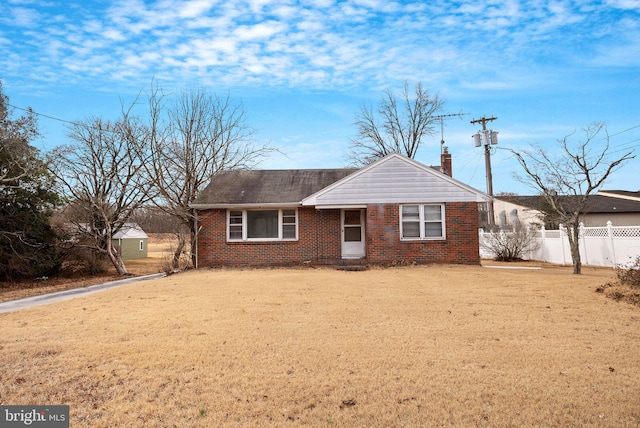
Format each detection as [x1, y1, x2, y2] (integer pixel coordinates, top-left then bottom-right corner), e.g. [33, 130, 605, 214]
[493, 197, 543, 228]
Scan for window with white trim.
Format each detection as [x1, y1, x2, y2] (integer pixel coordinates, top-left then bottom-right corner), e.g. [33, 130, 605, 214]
[400, 204, 445, 239]
[282, 209, 297, 239]
[227, 209, 298, 241]
[229, 210, 243, 240]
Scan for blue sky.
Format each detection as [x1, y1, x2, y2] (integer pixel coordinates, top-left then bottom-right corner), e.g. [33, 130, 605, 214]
[1, 0, 639, 195]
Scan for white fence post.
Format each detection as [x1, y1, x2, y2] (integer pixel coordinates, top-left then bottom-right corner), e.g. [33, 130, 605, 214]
[540, 226, 546, 262]
[559, 224, 567, 266]
[607, 221, 616, 266]
[580, 222, 588, 266]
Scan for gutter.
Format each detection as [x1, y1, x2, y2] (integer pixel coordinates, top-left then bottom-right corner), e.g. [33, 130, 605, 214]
[190, 202, 303, 209]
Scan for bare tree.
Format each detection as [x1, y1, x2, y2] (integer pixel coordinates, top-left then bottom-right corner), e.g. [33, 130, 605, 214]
[147, 84, 274, 269]
[128, 206, 178, 234]
[49, 108, 152, 276]
[349, 81, 444, 165]
[509, 123, 635, 274]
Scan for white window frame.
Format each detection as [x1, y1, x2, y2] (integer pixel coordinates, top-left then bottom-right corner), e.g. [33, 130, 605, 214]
[227, 208, 298, 242]
[400, 204, 446, 240]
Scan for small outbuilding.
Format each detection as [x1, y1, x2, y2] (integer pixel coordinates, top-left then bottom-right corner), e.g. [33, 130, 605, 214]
[112, 223, 148, 259]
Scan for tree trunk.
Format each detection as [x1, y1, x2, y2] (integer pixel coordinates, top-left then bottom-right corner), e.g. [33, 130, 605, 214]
[172, 234, 186, 270]
[107, 244, 129, 276]
[567, 223, 582, 275]
[98, 227, 129, 276]
[190, 216, 198, 269]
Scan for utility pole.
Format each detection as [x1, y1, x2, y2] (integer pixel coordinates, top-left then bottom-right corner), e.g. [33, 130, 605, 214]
[471, 116, 498, 227]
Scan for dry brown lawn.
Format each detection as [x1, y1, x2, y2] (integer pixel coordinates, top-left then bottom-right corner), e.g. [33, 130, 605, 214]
[1, 263, 639, 427]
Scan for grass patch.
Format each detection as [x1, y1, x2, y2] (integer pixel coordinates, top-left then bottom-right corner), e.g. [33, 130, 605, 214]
[1, 265, 639, 426]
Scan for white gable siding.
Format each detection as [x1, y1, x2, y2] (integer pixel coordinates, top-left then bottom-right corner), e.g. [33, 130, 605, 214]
[305, 155, 488, 206]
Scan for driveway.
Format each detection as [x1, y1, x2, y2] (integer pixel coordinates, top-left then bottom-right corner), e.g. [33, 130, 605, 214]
[0, 273, 166, 314]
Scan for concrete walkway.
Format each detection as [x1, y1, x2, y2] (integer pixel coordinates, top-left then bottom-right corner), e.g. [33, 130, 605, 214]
[0, 273, 166, 314]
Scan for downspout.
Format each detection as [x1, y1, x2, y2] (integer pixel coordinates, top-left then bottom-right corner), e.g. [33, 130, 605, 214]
[195, 210, 199, 270]
[315, 208, 319, 263]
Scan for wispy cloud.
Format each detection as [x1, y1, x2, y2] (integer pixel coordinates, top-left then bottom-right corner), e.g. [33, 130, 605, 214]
[1, 0, 638, 94]
[6, 6, 41, 27]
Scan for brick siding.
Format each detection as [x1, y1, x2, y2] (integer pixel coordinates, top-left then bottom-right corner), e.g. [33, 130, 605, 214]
[196, 203, 480, 267]
[196, 207, 341, 266]
[365, 202, 480, 265]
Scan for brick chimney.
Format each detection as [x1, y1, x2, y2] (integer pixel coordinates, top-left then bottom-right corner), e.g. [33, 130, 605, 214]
[441, 146, 452, 176]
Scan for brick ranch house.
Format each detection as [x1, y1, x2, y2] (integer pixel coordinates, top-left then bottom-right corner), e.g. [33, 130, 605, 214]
[192, 153, 490, 267]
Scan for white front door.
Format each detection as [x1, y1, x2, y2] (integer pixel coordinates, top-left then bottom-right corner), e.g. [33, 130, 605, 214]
[341, 209, 365, 259]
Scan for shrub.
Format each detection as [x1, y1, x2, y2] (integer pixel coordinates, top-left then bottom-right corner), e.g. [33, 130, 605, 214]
[59, 247, 111, 275]
[614, 256, 640, 289]
[598, 257, 640, 307]
[160, 246, 191, 274]
[480, 226, 540, 262]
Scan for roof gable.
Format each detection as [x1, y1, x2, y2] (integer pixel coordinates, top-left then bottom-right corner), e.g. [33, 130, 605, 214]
[302, 153, 490, 206]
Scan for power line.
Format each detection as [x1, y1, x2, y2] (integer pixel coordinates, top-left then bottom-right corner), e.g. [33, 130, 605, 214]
[608, 138, 640, 156]
[6, 102, 81, 127]
[468, 151, 483, 183]
[608, 123, 640, 138]
[5, 102, 131, 135]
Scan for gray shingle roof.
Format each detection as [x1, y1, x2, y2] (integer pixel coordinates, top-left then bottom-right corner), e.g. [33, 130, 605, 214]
[498, 195, 640, 214]
[193, 169, 358, 206]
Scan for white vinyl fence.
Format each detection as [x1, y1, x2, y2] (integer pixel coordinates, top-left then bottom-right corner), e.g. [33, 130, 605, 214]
[479, 222, 640, 268]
